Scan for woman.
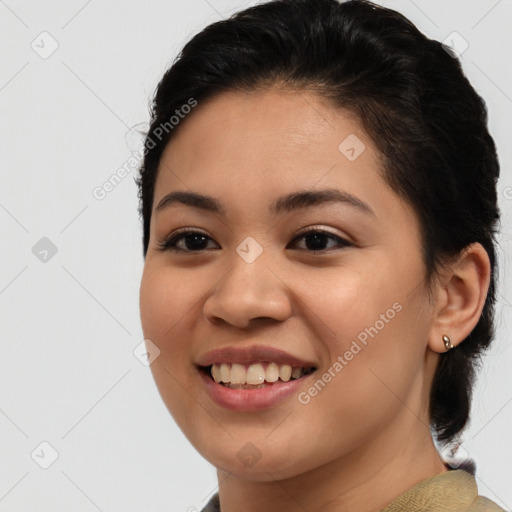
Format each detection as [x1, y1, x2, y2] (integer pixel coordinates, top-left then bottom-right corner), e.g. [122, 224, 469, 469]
[136, 0, 505, 510]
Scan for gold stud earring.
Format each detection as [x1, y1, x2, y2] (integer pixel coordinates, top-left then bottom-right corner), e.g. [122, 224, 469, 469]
[443, 335, 454, 351]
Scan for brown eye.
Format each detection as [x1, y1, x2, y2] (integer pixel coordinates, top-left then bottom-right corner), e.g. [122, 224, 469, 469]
[157, 230, 219, 252]
[288, 228, 352, 253]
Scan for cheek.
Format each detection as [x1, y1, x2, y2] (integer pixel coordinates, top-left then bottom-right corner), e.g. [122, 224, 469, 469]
[139, 264, 204, 404]
[306, 269, 429, 414]
[295, 255, 430, 408]
[139, 265, 202, 423]
[292, 257, 410, 352]
[139, 264, 202, 342]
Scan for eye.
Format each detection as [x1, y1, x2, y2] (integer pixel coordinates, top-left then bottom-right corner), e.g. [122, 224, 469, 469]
[288, 227, 352, 253]
[156, 227, 352, 254]
[156, 229, 219, 253]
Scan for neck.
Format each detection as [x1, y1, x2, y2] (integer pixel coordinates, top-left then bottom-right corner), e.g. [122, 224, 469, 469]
[215, 415, 447, 512]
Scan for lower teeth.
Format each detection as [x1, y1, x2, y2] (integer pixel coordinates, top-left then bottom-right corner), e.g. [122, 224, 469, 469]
[221, 382, 274, 389]
[219, 376, 308, 389]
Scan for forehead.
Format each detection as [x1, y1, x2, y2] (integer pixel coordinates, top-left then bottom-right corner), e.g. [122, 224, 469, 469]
[156, 88, 376, 187]
[161, 87, 365, 157]
[152, 87, 415, 229]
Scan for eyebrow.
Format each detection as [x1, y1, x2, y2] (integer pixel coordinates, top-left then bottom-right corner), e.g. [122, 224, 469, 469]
[155, 188, 375, 217]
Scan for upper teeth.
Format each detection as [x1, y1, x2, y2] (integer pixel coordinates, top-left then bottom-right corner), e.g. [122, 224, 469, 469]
[210, 362, 311, 385]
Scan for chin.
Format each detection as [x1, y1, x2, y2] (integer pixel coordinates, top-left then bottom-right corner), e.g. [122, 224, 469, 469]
[192, 437, 321, 482]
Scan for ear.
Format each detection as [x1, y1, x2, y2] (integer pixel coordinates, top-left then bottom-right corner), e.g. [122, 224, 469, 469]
[427, 243, 491, 353]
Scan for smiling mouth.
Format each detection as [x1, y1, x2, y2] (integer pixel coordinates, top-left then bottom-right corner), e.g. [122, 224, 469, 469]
[199, 362, 316, 389]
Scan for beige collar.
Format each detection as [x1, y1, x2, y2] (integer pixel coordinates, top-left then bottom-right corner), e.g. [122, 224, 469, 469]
[380, 469, 502, 512]
[201, 469, 504, 512]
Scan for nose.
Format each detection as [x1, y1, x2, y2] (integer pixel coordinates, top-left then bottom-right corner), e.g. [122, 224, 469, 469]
[203, 253, 293, 329]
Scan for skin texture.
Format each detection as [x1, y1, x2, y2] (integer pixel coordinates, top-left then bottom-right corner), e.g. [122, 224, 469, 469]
[139, 87, 491, 512]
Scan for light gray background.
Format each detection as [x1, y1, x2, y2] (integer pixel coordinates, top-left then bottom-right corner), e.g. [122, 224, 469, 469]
[1, 0, 511, 511]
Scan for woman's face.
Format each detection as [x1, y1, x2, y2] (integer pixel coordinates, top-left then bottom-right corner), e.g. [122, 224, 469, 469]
[139, 88, 439, 480]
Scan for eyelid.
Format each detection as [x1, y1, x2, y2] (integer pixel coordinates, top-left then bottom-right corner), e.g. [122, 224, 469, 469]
[293, 225, 344, 238]
[170, 226, 209, 237]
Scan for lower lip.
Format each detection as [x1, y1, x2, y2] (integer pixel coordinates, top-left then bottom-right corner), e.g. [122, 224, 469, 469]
[198, 369, 314, 412]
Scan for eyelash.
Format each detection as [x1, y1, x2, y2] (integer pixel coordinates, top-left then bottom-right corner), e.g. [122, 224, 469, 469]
[156, 226, 353, 254]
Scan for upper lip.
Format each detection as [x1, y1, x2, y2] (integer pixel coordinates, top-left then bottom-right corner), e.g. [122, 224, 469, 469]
[196, 345, 317, 368]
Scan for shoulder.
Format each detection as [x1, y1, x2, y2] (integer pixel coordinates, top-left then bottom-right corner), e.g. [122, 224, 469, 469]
[467, 495, 507, 511]
[200, 493, 220, 512]
[447, 460, 506, 511]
